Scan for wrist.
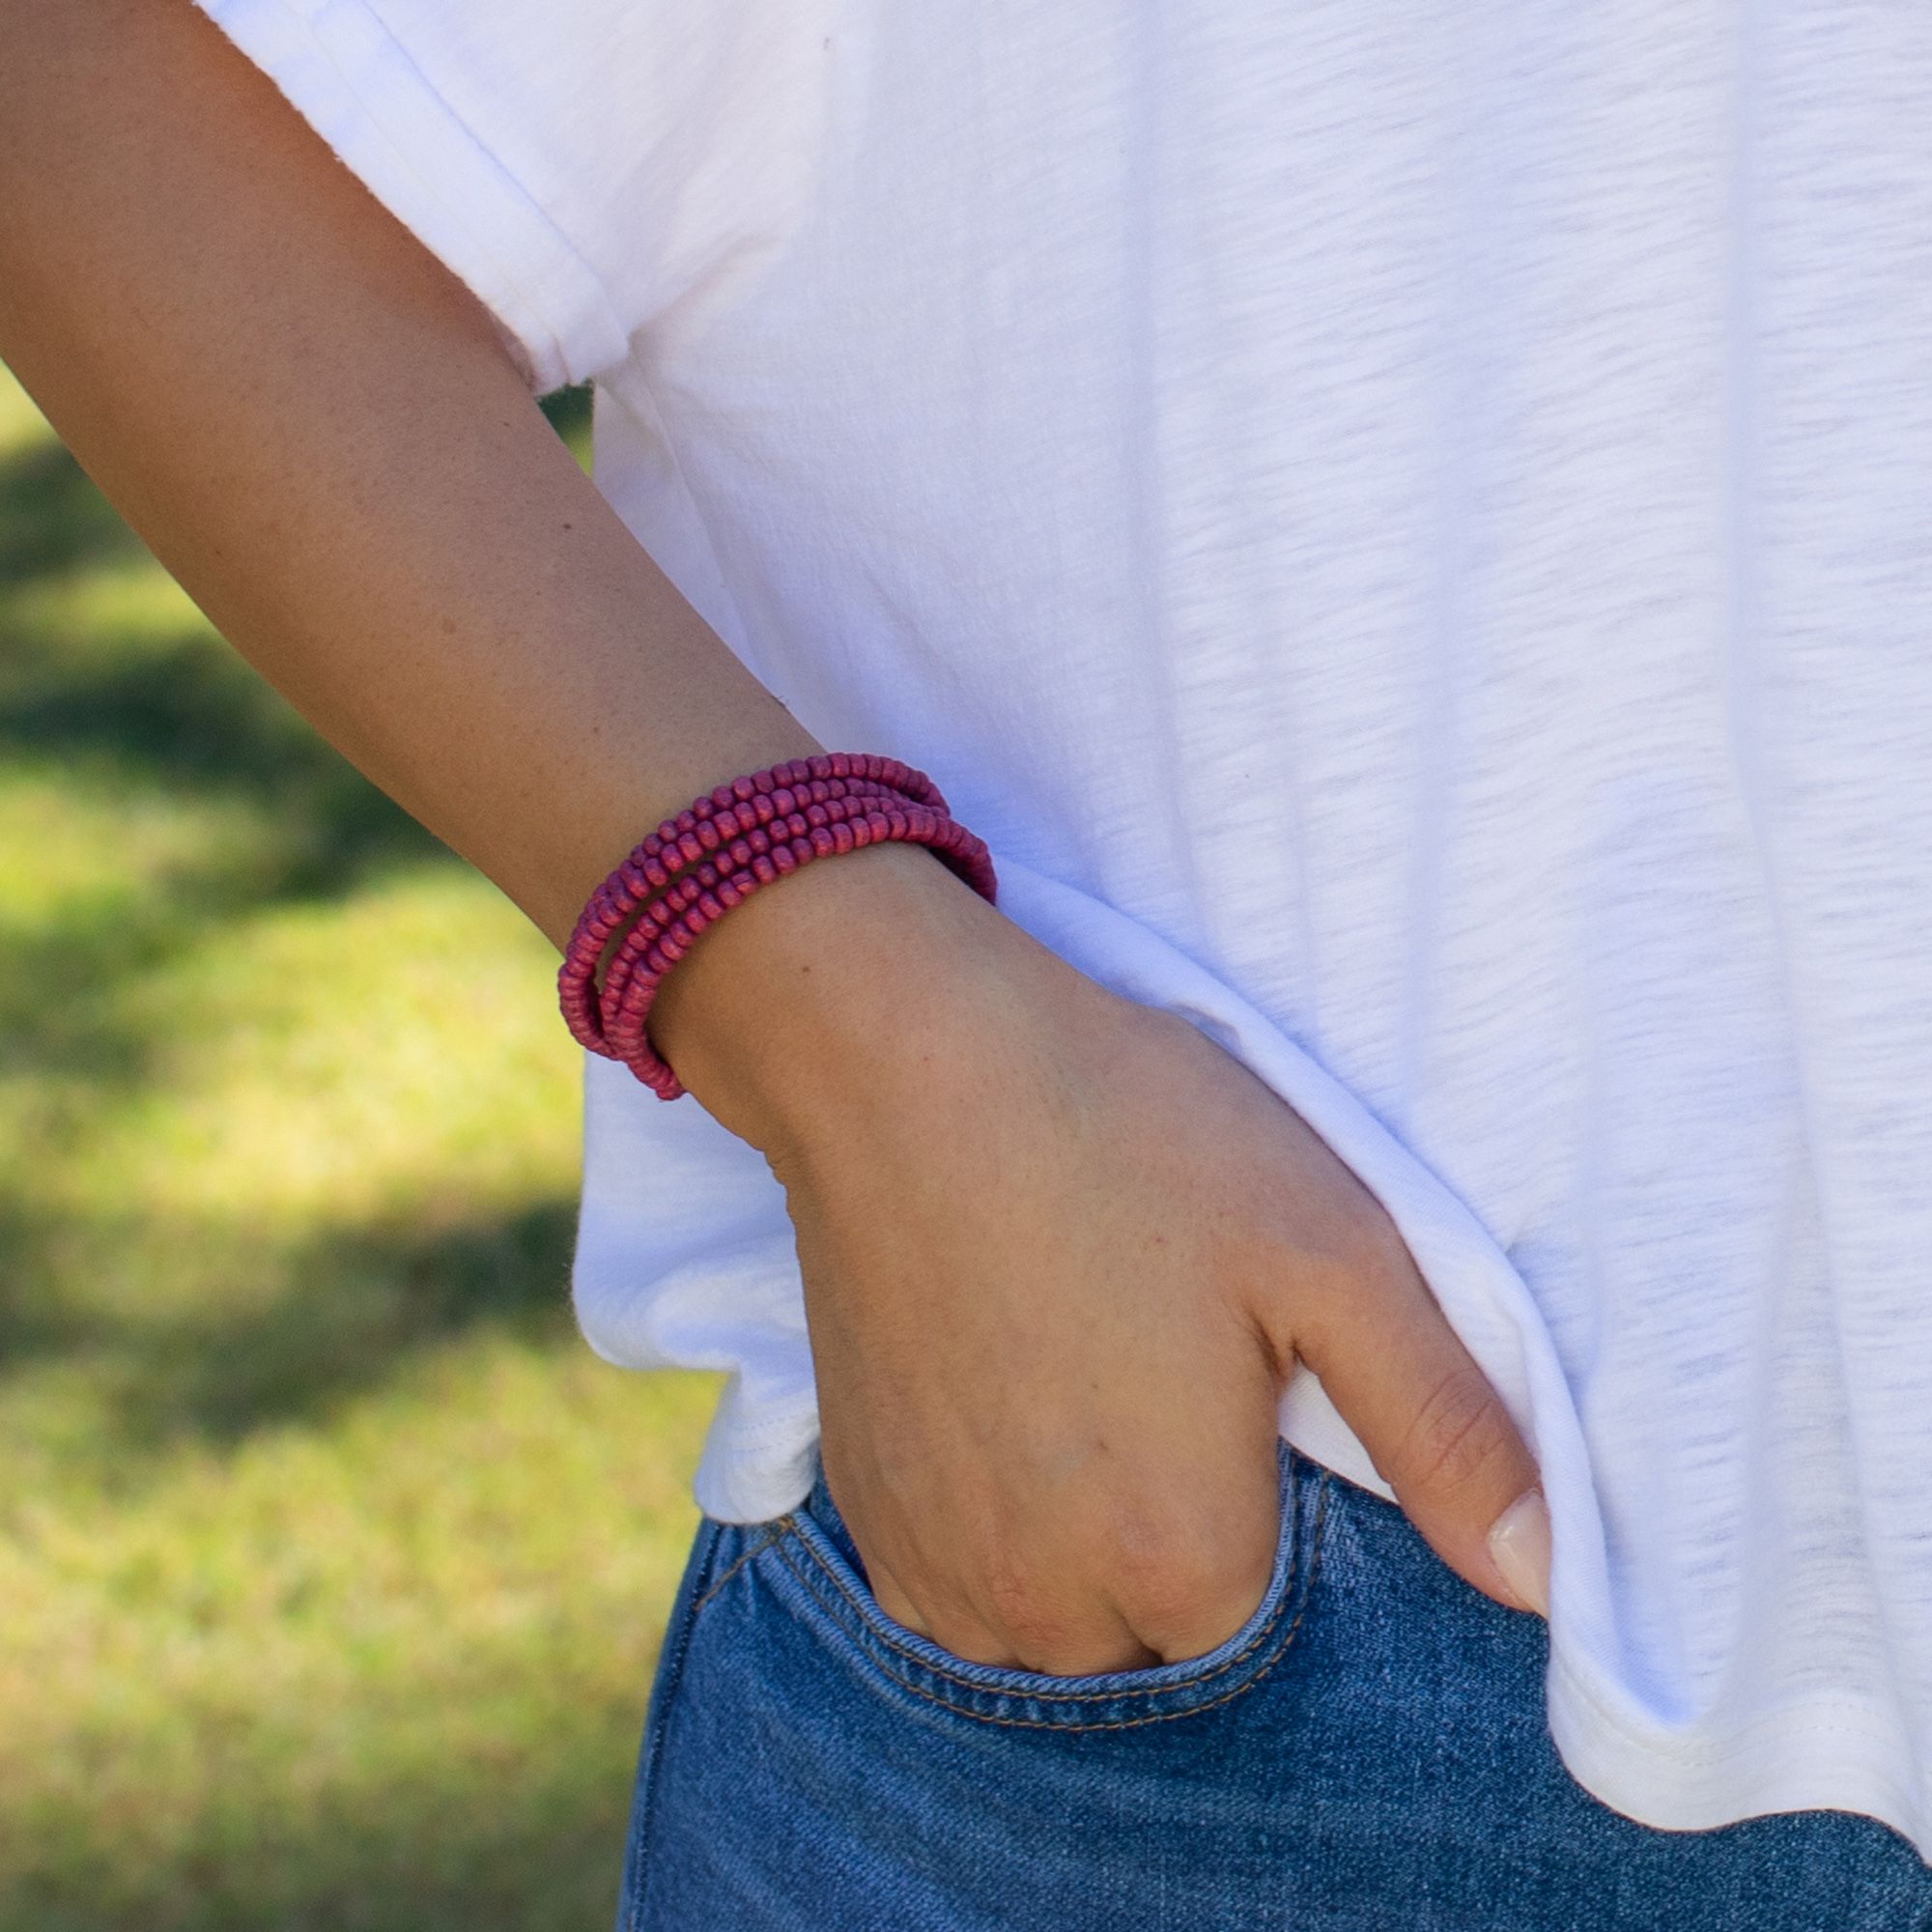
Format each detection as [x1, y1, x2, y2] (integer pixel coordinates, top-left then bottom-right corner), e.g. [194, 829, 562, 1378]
[645, 835, 1048, 1152]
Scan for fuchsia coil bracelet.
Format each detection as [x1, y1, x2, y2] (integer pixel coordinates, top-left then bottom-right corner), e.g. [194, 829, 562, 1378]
[557, 753, 997, 1100]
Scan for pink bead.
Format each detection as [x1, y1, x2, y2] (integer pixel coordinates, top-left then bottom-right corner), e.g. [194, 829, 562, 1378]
[556, 754, 992, 1083]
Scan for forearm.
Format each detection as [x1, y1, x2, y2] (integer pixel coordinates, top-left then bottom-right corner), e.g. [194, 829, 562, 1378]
[0, 0, 821, 952]
[0, 10, 1553, 1662]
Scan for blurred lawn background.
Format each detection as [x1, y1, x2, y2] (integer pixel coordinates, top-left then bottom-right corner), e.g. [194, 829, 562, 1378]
[0, 363, 717, 1931]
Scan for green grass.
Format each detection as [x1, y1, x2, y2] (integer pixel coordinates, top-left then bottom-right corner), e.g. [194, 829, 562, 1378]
[0, 369, 718, 1930]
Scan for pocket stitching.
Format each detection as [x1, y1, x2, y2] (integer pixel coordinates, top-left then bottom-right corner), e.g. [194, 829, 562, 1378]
[692, 1518, 801, 1615]
[789, 1520, 1290, 1703]
[778, 1472, 1329, 1727]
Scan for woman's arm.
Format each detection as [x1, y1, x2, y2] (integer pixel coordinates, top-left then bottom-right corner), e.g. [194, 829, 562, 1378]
[0, 0, 835, 946]
[0, 0, 976, 1114]
[0, 0, 1548, 1667]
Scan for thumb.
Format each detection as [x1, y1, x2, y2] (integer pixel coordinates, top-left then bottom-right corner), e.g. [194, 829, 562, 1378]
[1294, 1249, 1550, 1617]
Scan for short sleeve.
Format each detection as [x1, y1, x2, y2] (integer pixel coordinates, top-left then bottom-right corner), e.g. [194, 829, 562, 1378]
[191, 0, 705, 394]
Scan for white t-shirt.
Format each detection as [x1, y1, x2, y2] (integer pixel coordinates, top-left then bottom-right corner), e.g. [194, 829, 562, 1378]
[197, 0, 1932, 1857]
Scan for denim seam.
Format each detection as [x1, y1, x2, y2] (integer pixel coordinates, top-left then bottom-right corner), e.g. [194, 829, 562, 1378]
[693, 1519, 801, 1615]
[776, 1474, 1329, 1731]
[789, 1510, 1293, 1704]
[619, 1516, 727, 1932]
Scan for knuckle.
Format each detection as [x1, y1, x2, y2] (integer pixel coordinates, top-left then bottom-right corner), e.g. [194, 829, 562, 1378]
[1394, 1366, 1517, 1499]
[924, 1614, 1031, 1670]
[976, 1552, 1072, 1654]
[1263, 1197, 1416, 1318]
[1037, 1634, 1153, 1676]
[1106, 1510, 1259, 1642]
[1103, 1504, 1189, 1590]
[1326, 1194, 1417, 1289]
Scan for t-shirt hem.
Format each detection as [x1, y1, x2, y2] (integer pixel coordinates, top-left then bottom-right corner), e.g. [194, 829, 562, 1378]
[1547, 1652, 1932, 1859]
[688, 1398, 1932, 1861]
[192, 0, 631, 392]
[688, 1401, 824, 1525]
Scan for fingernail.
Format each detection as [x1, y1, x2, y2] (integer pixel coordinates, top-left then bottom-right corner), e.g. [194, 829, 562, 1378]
[1487, 1489, 1551, 1617]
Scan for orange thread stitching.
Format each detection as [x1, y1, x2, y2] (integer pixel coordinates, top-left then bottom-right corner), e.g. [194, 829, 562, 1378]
[790, 1469, 1312, 1703]
[694, 1517, 801, 1615]
[792, 1524, 1291, 1703]
[779, 1475, 1329, 1729]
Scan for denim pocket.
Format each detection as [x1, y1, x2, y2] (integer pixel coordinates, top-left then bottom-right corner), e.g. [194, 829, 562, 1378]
[770, 1438, 1329, 1732]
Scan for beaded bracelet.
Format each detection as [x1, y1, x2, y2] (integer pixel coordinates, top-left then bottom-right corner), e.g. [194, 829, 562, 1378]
[602, 802, 994, 1080]
[558, 754, 997, 1099]
[596, 783, 915, 1052]
[557, 756, 936, 1052]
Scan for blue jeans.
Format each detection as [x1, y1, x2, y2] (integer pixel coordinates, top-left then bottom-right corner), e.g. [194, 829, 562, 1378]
[617, 1443, 1932, 1929]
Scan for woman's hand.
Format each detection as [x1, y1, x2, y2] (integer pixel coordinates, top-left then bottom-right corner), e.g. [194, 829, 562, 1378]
[654, 842, 1551, 1674]
[0, 1, 1547, 1673]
